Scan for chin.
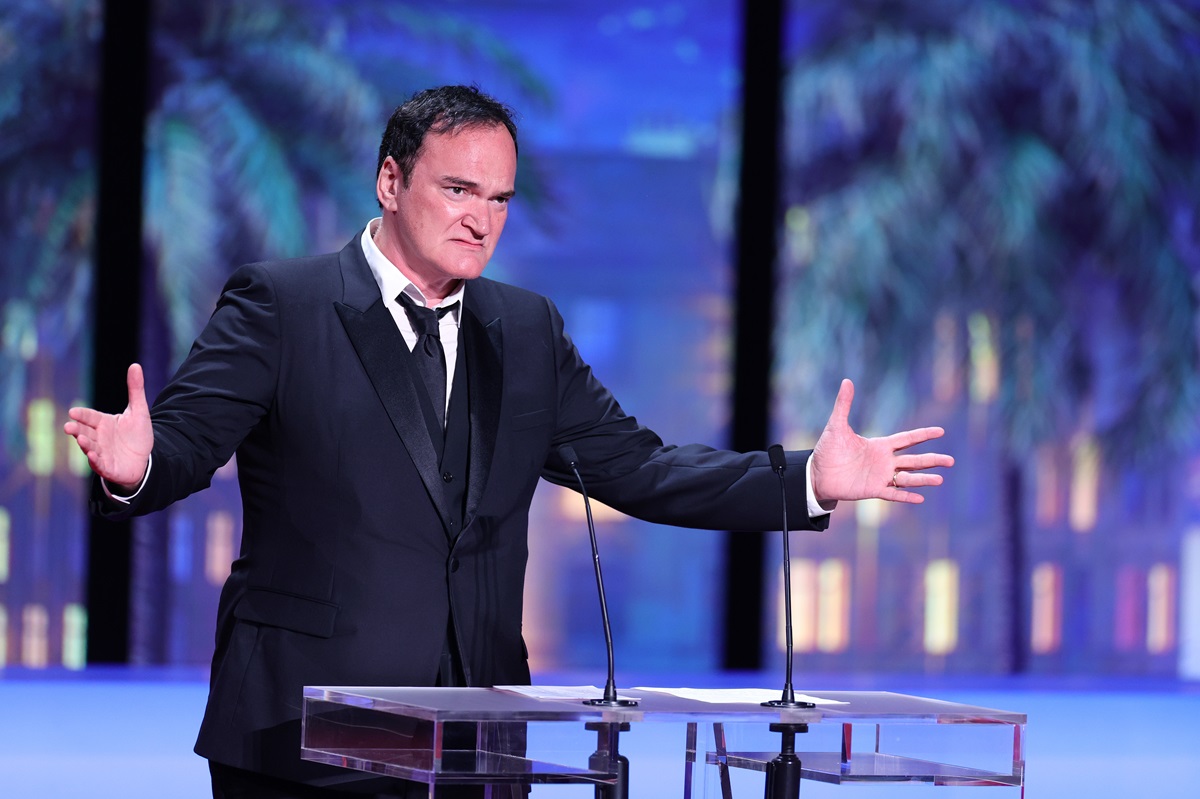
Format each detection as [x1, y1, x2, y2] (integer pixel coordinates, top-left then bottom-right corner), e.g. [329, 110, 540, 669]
[451, 262, 490, 280]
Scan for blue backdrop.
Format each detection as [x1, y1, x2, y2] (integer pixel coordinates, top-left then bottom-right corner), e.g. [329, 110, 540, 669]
[1, 0, 1199, 681]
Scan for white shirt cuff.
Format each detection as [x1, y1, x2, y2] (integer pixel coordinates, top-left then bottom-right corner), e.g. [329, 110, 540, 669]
[101, 453, 152, 504]
[806, 456, 835, 518]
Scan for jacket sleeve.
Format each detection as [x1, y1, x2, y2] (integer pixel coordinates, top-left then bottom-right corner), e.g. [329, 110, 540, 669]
[538, 297, 827, 533]
[93, 263, 281, 518]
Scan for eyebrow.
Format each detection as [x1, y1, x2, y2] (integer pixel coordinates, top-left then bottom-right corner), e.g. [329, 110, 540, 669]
[442, 175, 516, 200]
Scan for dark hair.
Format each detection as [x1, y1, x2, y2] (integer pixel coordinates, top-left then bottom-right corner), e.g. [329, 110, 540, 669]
[377, 85, 518, 186]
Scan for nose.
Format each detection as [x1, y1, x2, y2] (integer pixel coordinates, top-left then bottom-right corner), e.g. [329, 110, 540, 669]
[462, 202, 492, 238]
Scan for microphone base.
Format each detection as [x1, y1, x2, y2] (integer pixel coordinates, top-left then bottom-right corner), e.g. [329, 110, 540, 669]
[761, 699, 816, 709]
[584, 698, 639, 707]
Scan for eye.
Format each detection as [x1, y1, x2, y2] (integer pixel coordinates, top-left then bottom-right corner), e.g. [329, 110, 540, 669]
[448, 186, 466, 195]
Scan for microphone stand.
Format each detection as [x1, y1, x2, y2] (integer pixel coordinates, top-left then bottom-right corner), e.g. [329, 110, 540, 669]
[559, 446, 636, 799]
[761, 445, 813, 799]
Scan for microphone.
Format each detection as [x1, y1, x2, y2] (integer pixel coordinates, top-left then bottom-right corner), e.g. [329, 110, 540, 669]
[558, 444, 638, 708]
[763, 444, 814, 710]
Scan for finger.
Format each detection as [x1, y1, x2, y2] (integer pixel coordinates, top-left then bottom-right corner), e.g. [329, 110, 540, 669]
[67, 406, 104, 426]
[895, 453, 955, 471]
[828, 378, 855, 427]
[883, 487, 926, 504]
[70, 432, 95, 455]
[127, 363, 149, 415]
[895, 472, 945, 488]
[64, 417, 99, 439]
[886, 426, 946, 451]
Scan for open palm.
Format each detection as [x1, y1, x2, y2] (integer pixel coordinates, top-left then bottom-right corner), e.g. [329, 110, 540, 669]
[63, 364, 154, 490]
[810, 379, 953, 506]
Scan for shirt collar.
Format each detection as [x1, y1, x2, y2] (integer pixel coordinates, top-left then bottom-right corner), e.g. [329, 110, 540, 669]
[361, 218, 464, 322]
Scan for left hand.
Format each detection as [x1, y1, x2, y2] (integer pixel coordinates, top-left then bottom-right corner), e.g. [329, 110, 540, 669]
[810, 379, 954, 506]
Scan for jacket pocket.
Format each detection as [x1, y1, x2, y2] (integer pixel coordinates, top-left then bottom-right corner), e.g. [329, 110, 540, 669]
[233, 587, 339, 638]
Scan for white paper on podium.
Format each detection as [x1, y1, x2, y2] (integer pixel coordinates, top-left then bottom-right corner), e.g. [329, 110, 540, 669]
[632, 687, 847, 705]
[495, 685, 642, 701]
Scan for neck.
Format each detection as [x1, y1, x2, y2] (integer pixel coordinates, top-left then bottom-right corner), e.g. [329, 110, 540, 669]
[371, 219, 460, 305]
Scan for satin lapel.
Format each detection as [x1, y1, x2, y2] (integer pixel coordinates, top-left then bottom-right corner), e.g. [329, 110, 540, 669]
[335, 298, 451, 530]
[462, 304, 502, 528]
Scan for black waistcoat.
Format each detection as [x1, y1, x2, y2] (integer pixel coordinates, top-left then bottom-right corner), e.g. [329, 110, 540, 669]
[401, 325, 470, 534]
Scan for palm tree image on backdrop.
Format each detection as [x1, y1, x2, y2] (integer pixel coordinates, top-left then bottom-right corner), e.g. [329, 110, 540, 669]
[774, 1, 1200, 673]
[142, 2, 553, 368]
[0, 1, 102, 670]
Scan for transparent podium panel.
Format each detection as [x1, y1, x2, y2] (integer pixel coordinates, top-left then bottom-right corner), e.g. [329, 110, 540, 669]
[302, 687, 1025, 796]
[690, 693, 1024, 795]
[302, 687, 624, 787]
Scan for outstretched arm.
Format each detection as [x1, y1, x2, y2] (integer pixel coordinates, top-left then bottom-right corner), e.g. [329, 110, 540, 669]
[63, 363, 154, 492]
[810, 378, 954, 507]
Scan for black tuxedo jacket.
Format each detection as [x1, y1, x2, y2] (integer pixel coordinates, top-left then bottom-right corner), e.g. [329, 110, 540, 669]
[97, 232, 828, 783]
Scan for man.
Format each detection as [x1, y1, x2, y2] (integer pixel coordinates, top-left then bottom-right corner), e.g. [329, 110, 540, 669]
[64, 86, 952, 797]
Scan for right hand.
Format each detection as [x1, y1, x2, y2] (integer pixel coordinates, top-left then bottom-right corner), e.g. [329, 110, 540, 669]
[64, 363, 154, 491]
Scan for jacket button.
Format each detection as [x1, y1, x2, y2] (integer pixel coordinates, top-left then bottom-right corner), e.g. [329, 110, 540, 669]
[442, 471, 454, 482]
[449, 558, 460, 573]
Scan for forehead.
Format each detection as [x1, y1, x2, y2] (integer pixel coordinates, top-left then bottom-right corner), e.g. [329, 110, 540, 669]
[414, 124, 517, 183]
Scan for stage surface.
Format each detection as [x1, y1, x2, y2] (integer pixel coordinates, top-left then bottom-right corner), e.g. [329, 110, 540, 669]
[2, 669, 1197, 797]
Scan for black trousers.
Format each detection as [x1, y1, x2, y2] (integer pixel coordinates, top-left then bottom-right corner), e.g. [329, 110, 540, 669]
[210, 761, 420, 798]
[210, 761, 534, 799]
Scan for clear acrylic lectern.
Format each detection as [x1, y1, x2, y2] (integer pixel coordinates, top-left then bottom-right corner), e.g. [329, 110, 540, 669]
[301, 686, 1025, 797]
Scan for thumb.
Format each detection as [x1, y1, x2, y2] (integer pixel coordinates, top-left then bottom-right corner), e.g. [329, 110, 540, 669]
[127, 363, 149, 417]
[828, 378, 855, 429]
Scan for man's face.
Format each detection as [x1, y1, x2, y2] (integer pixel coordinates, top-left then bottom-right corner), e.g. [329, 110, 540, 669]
[376, 124, 517, 298]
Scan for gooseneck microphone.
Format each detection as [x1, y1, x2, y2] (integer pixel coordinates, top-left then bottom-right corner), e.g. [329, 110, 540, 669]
[763, 445, 814, 710]
[761, 445, 812, 799]
[559, 445, 638, 708]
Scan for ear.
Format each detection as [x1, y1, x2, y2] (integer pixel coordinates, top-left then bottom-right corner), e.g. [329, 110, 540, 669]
[376, 156, 402, 212]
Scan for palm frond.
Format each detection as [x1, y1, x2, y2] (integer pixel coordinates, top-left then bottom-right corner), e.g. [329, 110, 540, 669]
[779, 0, 1200, 460]
[144, 106, 226, 364]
